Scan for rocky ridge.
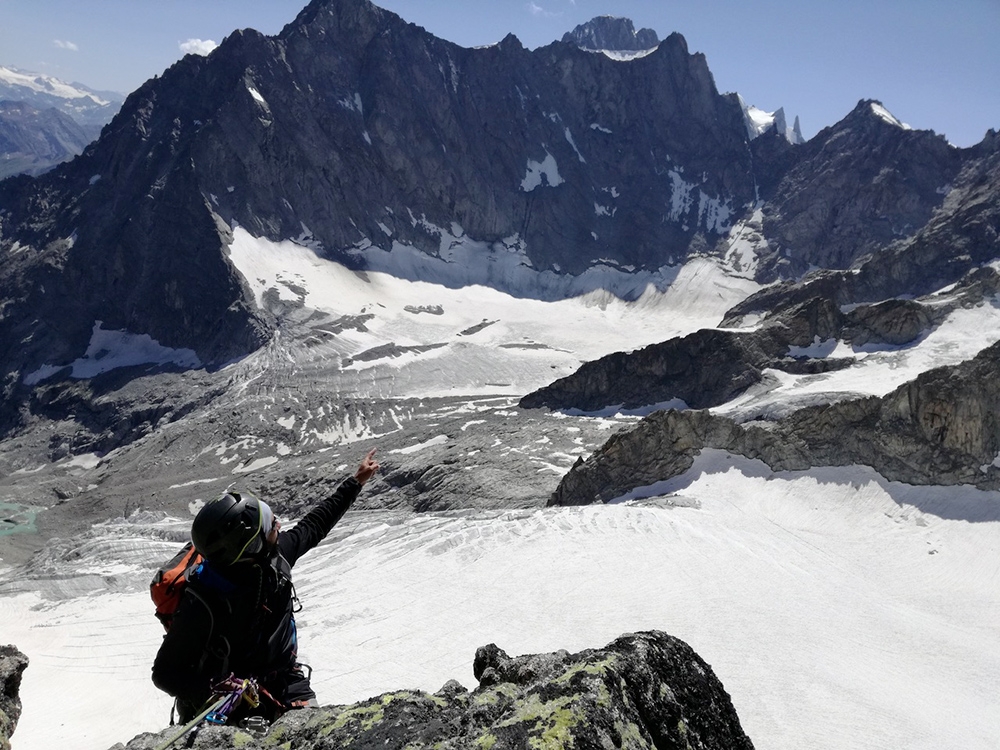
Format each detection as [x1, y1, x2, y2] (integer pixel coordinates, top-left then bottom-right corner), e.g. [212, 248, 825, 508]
[521, 279, 960, 413]
[747, 100, 970, 282]
[728, 127, 1000, 319]
[550, 335, 1000, 505]
[0, 0, 984, 438]
[112, 631, 753, 750]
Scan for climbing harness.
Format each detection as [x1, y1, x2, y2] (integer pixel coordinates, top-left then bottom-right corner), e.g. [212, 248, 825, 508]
[152, 693, 229, 750]
[153, 675, 273, 750]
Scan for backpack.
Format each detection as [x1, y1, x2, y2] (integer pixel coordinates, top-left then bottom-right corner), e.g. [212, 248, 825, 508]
[150, 541, 203, 631]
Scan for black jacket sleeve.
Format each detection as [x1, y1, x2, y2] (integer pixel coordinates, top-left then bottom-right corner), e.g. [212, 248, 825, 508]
[277, 476, 362, 567]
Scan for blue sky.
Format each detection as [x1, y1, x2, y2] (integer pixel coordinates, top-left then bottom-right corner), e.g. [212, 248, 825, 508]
[1, 0, 996, 147]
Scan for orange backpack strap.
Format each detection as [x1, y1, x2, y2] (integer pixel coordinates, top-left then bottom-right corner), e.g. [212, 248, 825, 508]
[150, 542, 203, 630]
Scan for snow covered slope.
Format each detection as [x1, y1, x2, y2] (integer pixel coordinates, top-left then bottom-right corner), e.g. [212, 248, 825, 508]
[0, 65, 123, 127]
[225, 228, 762, 399]
[1, 237, 999, 750]
[1, 452, 997, 750]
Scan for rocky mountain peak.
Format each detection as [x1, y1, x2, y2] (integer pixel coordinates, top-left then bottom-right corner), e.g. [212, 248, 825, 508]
[282, 0, 395, 46]
[823, 98, 946, 147]
[562, 16, 660, 51]
[0, 0, 992, 457]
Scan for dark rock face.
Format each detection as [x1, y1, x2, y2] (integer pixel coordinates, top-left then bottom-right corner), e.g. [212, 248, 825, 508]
[562, 16, 660, 51]
[842, 298, 934, 347]
[520, 290, 952, 414]
[520, 327, 787, 412]
[0, 646, 27, 750]
[728, 127, 1000, 322]
[752, 100, 965, 281]
[114, 631, 754, 750]
[550, 339, 1000, 505]
[0, 0, 760, 426]
[0, 101, 95, 178]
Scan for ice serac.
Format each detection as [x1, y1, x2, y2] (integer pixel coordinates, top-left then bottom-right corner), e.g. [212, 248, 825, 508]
[0, 646, 27, 750]
[740, 98, 804, 145]
[113, 631, 754, 750]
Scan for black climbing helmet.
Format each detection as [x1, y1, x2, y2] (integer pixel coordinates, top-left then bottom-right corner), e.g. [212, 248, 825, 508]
[191, 490, 272, 566]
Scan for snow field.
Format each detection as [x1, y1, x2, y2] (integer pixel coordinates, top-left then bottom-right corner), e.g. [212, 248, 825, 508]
[4, 237, 1000, 750]
[227, 230, 759, 395]
[3, 451, 997, 750]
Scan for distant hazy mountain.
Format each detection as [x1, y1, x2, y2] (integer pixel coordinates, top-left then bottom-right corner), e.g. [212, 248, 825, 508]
[0, 66, 124, 131]
[0, 100, 94, 178]
[0, 66, 125, 178]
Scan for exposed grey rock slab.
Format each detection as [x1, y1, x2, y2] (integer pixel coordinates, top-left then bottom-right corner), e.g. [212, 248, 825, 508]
[0, 645, 27, 750]
[520, 288, 957, 414]
[551, 339, 1000, 505]
[111, 631, 753, 750]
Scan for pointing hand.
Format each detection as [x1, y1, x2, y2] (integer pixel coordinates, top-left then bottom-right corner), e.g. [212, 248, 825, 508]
[354, 448, 380, 486]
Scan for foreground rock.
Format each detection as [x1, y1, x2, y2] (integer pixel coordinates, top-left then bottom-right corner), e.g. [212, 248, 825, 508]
[114, 631, 753, 750]
[0, 646, 27, 750]
[552, 339, 1000, 504]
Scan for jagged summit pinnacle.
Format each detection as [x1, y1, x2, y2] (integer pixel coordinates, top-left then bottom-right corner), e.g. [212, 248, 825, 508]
[281, 0, 396, 43]
[562, 16, 659, 52]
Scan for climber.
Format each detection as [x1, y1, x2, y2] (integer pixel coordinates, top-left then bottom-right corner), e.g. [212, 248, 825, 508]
[151, 448, 380, 723]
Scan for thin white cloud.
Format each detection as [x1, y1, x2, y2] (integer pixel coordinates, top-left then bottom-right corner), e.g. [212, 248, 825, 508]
[53, 40, 79, 52]
[528, 2, 562, 18]
[179, 38, 218, 57]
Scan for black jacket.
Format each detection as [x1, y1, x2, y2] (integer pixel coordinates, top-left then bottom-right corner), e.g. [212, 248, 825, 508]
[151, 476, 362, 705]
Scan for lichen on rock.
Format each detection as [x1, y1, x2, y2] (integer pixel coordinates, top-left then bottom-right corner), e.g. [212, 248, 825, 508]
[0, 645, 28, 750]
[114, 630, 752, 749]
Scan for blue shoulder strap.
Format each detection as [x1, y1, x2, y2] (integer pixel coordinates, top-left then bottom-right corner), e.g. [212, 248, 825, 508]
[192, 560, 237, 596]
